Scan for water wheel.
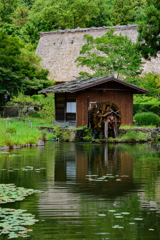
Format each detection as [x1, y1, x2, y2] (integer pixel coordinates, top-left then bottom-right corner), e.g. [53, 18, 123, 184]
[90, 102, 122, 138]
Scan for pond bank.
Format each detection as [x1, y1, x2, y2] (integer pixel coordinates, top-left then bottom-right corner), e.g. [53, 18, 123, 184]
[37, 126, 160, 143]
[0, 140, 45, 151]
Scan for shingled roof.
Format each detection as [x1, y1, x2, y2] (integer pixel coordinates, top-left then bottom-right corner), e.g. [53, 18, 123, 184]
[38, 76, 150, 94]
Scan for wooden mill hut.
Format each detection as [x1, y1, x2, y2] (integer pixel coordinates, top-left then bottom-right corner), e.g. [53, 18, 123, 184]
[38, 76, 150, 127]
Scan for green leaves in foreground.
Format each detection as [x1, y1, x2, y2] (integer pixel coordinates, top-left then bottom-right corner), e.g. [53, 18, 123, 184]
[0, 208, 38, 238]
[0, 183, 42, 204]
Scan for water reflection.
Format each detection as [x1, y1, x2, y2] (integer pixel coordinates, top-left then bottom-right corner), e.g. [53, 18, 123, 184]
[0, 142, 160, 239]
[54, 143, 137, 199]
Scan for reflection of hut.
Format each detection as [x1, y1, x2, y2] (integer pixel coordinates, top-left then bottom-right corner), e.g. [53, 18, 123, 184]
[39, 76, 150, 127]
[54, 143, 138, 199]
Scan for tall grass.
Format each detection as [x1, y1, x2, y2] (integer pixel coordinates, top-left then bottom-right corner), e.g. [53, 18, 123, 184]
[0, 118, 53, 147]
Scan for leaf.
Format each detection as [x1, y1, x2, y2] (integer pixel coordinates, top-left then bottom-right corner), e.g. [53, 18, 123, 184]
[134, 218, 143, 221]
[98, 214, 106, 217]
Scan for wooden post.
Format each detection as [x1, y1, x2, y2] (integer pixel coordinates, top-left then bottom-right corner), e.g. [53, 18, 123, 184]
[104, 119, 109, 139]
[87, 96, 89, 128]
[9, 122, 10, 126]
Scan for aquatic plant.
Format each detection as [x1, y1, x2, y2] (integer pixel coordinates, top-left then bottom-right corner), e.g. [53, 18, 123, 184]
[0, 208, 38, 238]
[0, 184, 42, 238]
[0, 184, 42, 204]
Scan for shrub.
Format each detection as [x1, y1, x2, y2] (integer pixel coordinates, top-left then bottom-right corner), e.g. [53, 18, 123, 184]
[83, 128, 92, 142]
[133, 104, 160, 115]
[134, 112, 160, 126]
[6, 126, 16, 135]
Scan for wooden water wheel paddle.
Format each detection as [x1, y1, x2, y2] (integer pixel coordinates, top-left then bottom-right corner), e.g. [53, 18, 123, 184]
[90, 101, 122, 139]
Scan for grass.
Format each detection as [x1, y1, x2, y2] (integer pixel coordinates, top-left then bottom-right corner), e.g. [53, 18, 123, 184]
[119, 130, 149, 141]
[120, 125, 156, 129]
[0, 117, 53, 147]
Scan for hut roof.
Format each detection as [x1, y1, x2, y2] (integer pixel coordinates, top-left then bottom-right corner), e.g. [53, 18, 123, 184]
[38, 76, 150, 94]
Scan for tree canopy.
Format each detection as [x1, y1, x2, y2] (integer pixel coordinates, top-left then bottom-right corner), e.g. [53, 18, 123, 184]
[0, 33, 53, 96]
[76, 29, 143, 78]
[137, 0, 160, 58]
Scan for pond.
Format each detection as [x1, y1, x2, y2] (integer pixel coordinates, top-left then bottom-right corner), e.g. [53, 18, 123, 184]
[0, 142, 160, 239]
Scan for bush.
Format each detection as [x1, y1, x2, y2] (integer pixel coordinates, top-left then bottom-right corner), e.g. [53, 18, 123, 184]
[134, 112, 160, 126]
[133, 104, 160, 115]
[6, 126, 16, 135]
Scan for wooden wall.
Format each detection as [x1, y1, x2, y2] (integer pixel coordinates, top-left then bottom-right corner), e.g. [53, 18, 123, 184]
[76, 89, 133, 127]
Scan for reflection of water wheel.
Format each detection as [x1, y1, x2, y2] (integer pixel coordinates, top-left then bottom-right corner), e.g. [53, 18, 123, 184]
[90, 102, 122, 138]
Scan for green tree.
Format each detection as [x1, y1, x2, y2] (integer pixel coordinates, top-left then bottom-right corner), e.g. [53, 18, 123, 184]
[75, 28, 143, 78]
[19, 0, 35, 9]
[91, 0, 113, 27]
[0, 33, 53, 96]
[0, 0, 18, 23]
[137, 0, 160, 59]
[8, 92, 34, 121]
[12, 5, 29, 27]
[111, 0, 134, 25]
[126, 72, 160, 103]
[29, 0, 99, 30]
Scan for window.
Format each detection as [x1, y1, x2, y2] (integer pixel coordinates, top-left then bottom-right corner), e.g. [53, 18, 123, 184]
[66, 102, 76, 113]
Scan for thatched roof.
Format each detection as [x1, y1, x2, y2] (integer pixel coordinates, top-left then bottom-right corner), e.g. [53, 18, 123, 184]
[36, 25, 140, 83]
[36, 24, 160, 83]
[38, 76, 150, 94]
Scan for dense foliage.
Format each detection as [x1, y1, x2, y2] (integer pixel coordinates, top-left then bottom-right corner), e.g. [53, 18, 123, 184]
[126, 72, 160, 109]
[137, 0, 160, 58]
[0, 33, 53, 96]
[76, 28, 143, 78]
[134, 112, 160, 126]
[0, 0, 148, 49]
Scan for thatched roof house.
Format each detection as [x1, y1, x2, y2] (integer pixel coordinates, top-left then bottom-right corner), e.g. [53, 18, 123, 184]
[39, 76, 150, 127]
[36, 25, 160, 83]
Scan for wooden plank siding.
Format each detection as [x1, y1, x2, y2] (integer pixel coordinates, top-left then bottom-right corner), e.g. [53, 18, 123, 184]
[77, 90, 133, 127]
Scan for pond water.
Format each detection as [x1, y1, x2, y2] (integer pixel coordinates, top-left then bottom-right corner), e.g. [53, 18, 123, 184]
[0, 142, 160, 239]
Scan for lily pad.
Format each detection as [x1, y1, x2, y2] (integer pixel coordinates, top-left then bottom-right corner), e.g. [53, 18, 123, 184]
[115, 216, 123, 218]
[109, 210, 116, 213]
[0, 184, 42, 204]
[0, 208, 39, 239]
[134, 218, 143, 221]
[98, 214, 106, 217]
[112, 225, 124, 229]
